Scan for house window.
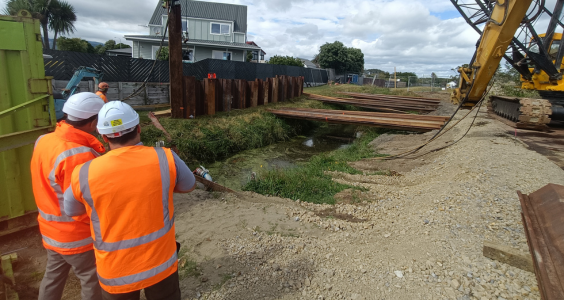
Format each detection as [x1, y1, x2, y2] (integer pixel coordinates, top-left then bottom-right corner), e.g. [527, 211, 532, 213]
[162, 15, 168, 36]
[260, 53, 264, 61]
[182, 18, 188, 32]
[212, 50, 232, 61]
[211, 23, 230, 35]
[152, 45, 163, 60]
[252, 51, 258, 61]
[182, 49, 193, 62]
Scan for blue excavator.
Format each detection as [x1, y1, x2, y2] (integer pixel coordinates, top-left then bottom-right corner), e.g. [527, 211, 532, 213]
[52, 66, 104, 120]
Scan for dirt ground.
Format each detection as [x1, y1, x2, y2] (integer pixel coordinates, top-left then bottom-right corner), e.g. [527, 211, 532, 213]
[3, 98, 564, 300]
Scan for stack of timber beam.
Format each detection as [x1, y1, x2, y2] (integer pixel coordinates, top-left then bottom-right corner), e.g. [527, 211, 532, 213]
[167, 75, 304, 118]
[305, 92, 441, 113]
[267, 108, 449, 132]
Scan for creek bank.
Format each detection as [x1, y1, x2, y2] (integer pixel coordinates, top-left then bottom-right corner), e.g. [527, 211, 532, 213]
[140, 97, 328, 165]
[205, 124, 360, 191]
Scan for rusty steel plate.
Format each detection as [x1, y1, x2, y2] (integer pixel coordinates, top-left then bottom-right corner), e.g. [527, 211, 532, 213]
[518, 184, 564, 300]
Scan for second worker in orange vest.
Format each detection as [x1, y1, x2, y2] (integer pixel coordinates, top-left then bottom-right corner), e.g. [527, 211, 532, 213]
[95, 82, 109, 103]
[64, 101, 196, 300]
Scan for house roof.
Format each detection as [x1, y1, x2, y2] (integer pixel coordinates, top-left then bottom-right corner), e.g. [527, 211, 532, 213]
[297, 58, 318, 68]
[246, 41, 266, 54]
[149, 0, 247, 33]
[124, 35, 261, 50]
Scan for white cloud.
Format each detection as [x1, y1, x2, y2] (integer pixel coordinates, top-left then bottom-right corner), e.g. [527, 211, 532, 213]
[42, 0, 560, 76]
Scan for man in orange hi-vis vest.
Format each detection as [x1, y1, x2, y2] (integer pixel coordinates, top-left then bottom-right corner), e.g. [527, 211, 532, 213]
[95, 82, 109, 103]
[64, 101, 196, 300]
[31, 92, 105, 300]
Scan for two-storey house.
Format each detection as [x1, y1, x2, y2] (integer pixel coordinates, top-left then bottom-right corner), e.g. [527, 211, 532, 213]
[125, 0, 263, 62]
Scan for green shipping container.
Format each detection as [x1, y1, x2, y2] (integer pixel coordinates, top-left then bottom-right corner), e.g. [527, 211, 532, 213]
[0, 10, 56, 236]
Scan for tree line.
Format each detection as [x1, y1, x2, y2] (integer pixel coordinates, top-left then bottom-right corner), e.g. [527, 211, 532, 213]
[3, 0, 129, 55]
[267, 41, 364, 74]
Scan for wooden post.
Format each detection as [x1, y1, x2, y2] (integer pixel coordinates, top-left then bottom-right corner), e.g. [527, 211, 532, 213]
[483, 241, 534, 273]
[223, 79, 232, 112]
[195, 79, 205, 116]
[272, 76, 279, 103]
[286, 76, 292, 100]
[215, 79, 223, 112]
[183, 76, 196, 118]
[168, 1, 184, 118]
[263, 79, 270, 105]
[300, 76, 304, 96]
[204, 78, 216, 115]
[256, 79, 264, 106]
[247, 81, 256, 107]
[237, 79, 247, 109]
[280, 76, 286, 102]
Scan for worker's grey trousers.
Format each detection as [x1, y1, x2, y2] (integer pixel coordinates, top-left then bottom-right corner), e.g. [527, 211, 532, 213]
[38, 249, 102, 300]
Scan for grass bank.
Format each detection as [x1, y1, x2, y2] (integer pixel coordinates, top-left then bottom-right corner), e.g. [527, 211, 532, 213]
[242, 128, 386, 204]
[140, 96, 336, 164]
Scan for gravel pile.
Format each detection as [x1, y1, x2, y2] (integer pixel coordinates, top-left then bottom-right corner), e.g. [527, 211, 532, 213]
[193, 107, 564, 300]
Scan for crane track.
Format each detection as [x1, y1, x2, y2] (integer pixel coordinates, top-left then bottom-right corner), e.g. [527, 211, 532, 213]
[489, 96, 552, 131]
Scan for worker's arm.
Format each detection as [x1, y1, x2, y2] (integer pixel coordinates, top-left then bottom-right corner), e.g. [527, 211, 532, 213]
[172, 151, 196, 193]
[63, 186, 87, 217]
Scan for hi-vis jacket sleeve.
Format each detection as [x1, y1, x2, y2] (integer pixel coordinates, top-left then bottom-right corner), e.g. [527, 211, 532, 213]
[63, 165, 87, 217]
[172, 151, 195, 193]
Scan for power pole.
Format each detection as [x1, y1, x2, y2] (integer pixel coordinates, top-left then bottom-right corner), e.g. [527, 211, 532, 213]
[169, 0, 185, 119]
[394, 67, 397, 89]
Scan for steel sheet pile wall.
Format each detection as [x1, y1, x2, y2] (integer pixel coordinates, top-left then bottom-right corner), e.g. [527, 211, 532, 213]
[173, 75, 304, 118]
[0, 11, 56, 236]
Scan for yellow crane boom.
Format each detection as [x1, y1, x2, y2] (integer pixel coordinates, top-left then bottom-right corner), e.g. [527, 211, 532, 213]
[452, 0, 534, 107]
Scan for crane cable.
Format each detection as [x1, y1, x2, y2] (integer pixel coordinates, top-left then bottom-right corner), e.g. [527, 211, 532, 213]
[371, 74, 497, 161]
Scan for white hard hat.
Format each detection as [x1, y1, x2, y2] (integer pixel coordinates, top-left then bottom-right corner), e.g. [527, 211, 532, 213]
[97, 101, 139, 138]
[62, 92, 105, 120]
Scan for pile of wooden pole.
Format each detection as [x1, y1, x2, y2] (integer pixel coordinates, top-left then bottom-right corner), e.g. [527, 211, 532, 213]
[305, 92, 441, 113]
[267, 108, 449, 132]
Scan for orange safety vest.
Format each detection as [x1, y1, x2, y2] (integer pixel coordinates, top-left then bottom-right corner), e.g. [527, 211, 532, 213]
[95, 91, 108, 103]
[69, 145, 178, 294]
[31, 121, 106, 255]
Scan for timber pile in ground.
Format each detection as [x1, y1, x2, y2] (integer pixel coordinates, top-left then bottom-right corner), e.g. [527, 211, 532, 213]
[268, 108, 449, 131]
[305, 92, 441, 113]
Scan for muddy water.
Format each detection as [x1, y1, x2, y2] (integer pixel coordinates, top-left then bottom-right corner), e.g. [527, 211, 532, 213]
[204, 125, 357, 190]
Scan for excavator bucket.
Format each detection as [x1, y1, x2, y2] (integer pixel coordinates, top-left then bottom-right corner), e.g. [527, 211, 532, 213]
[518, 184, 564, 300]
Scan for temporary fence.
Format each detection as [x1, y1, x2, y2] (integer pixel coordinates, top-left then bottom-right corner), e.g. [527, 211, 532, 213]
[43, 49, 328, 85]
[404, 75, 457, 92]
[165, 75, 304, 118]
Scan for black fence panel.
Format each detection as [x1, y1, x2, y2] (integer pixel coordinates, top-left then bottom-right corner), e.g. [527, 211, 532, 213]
[43, 50, 328, 84]
[256, 63, 274, 80]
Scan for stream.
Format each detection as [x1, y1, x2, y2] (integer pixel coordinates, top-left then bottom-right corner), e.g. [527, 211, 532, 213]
[204, 125, 359, 190]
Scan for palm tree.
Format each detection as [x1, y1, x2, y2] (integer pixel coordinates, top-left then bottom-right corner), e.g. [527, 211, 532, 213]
[3, 0, 76, 50]
[49, 0, 76, 50]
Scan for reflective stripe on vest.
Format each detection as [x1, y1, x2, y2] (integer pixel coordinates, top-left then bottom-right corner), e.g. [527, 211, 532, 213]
[34, 134, 46, 149]
[41, 235, 93, 249]
[42, 146, 98, 223]
[98, 251, 177, 287]
[79, 147, 174, 252]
